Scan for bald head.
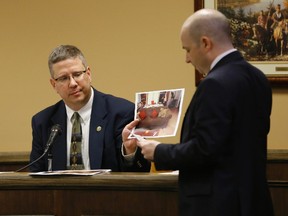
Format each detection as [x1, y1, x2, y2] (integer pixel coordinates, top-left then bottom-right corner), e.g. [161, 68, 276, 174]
[181, 9, 232, 47]
[180, 9, 234, 75]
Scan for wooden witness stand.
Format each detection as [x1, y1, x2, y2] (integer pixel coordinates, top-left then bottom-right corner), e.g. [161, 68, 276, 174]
[0, 172, 178, 216]
[0, 150, 288, 216]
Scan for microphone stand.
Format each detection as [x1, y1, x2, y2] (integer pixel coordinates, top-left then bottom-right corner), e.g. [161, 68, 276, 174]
[47, 149, 53, 172]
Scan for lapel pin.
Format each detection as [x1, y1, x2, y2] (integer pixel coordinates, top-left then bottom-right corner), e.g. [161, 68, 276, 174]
[96, 126, 102, 132]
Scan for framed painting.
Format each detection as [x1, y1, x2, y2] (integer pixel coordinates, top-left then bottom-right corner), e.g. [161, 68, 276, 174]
[194, 0, 288, 86]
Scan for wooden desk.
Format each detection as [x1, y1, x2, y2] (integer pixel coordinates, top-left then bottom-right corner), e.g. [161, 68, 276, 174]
[0, 150, 288, 215]
[0, 172, 178, 216]
[1, 172, 287, 216]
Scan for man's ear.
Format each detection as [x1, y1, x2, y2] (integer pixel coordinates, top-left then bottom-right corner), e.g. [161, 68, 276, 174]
[50, 78, 58, 93]
[86, 66, 92, 83]
[201, 36, 212, 50]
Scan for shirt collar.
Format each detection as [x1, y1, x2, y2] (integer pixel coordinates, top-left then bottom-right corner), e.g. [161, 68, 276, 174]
[210, 48, 237, 70]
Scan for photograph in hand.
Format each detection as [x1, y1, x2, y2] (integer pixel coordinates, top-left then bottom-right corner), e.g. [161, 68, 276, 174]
[132, 88, 184, 138]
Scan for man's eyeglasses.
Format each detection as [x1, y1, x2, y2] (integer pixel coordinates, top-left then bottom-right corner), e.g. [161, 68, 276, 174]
[53, 70, 87, 84]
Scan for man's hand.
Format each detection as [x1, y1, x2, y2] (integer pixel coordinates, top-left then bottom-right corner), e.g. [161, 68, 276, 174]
[137, 139, 160, 161]
[122, 119, 139, 155]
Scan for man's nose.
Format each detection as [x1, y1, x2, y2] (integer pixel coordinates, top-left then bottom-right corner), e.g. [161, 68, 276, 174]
[68, 75, 78, 85]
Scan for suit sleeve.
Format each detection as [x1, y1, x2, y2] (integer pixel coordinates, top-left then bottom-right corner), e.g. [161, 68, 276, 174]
[29, 116, 47, 172]
[154, 78, 233, 171]
[113, 100, 151, 172]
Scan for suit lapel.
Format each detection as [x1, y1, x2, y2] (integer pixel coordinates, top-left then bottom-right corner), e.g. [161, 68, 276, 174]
[89, 89, 108, 169]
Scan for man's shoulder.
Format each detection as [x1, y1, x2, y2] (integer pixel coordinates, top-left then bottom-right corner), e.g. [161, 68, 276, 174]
[92, 89, 134, 119]
[93, 89, 134, 108]
[33, 100, 64, 119]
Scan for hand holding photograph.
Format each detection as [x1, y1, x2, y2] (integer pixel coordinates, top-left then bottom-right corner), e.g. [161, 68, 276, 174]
[131, 88, 185, 138]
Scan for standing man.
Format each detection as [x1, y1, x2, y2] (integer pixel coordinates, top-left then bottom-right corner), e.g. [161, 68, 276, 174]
[30, 45, 150, 172]
[271, 4, 285, 28]
[122, 9, 274, 216]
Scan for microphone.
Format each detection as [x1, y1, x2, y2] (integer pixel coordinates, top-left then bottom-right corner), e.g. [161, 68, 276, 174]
[45, 124, 62, 153]
[15, 124, 62, 172]
[46, 124, 62, 171]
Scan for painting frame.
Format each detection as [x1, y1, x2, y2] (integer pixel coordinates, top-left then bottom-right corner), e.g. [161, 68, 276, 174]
[194, 0, 288, 87]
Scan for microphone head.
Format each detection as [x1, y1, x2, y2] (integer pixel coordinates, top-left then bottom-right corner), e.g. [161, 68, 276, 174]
[51, 124, 62, 135]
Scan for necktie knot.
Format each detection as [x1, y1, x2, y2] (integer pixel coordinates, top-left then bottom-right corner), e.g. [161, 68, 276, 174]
[71, 112, 81, 134]
[72, 112, 80, 120]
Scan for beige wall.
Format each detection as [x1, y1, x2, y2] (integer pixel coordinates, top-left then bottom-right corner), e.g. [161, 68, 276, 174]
[0, 0, 286, 153]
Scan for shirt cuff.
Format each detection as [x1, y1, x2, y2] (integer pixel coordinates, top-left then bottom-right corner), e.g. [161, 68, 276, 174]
[121, 143, 137, 163]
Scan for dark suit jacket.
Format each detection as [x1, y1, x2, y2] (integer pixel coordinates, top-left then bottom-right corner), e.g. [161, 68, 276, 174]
[154, 51, 274, 216]
[30, 88, 150, 172]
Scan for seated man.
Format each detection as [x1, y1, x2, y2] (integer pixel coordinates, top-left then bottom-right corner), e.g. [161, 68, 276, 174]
[29, 45, 150, 172]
